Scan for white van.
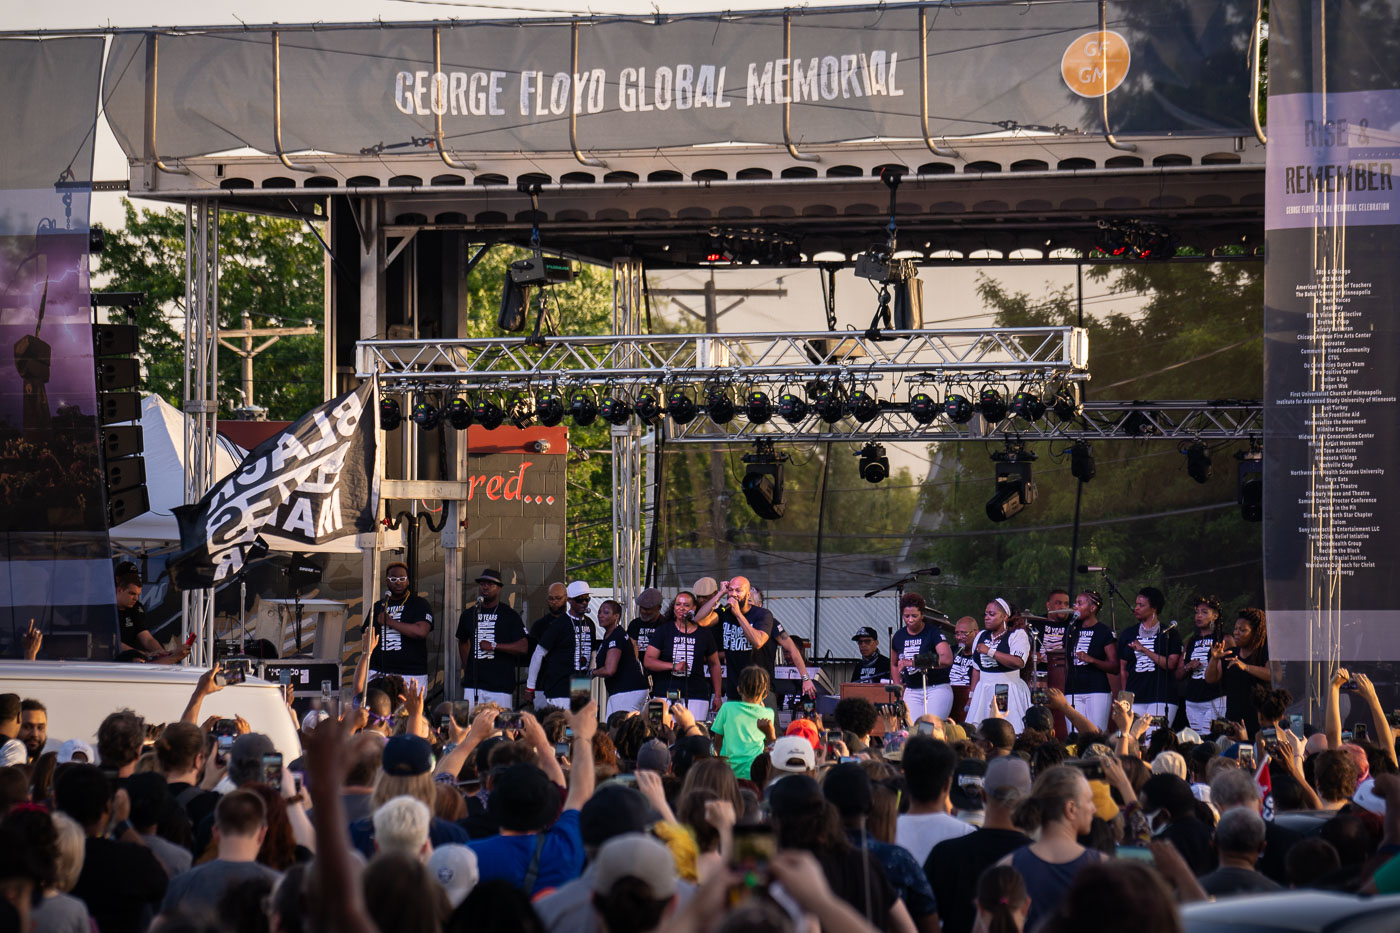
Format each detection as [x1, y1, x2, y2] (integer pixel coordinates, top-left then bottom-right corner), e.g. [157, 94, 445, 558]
[0, 660, 302, 760]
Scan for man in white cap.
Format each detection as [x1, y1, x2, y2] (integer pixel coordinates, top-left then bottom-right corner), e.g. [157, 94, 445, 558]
[767, 735, 816, 781]
[527, 581, 597, 709]
[428, 844, 479, 910]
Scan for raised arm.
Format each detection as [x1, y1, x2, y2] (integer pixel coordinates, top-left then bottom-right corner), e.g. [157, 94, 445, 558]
[1354, 673, 1398, 767]
[563, 701, 598, 812]
[181, 664, 224, 725]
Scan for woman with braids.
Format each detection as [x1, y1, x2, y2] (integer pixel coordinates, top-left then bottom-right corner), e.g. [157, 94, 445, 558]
[1176, 595, 1228, 734]
[1000, 765, 1102, 932]
[974, 865, 1029, 933]
[967, 599, 1032, 733]
[1206, 607, 1272, 736]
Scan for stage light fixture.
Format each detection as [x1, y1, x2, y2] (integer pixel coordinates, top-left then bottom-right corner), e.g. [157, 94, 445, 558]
[536, 393, 565, 427]
[667, 388, 699, 425]
[944, 393, 974, 424]
[977, 387, 1009, 424]
[1236, 448, 1262, 522]
[741, 439, 786, 520]
[472, 397, 505, 430]
[908, 391, 939, 425]
[1048, 382, 1081, 422]
[1182, 441, 1212, 484]
[1009, 389, 1047, 422]
[986, 447, 1037, 522]
[1070, 441, 1096, 483]
[850, 390, 880, 424]
[568, 392, 599, 426]
[857, 442, 889, 484]
[634, 388, 664, 425]
[745, 390, 773, 424]
[705, 389, 736, 425]
[812, 385, 846, 424]
[777, 391, 809, 424]
[411, 397, 441, 430]
[507, 393, 536, 428]
[600, 393, 633, 426]
[379, 398, 402, 431]
[446, 397, 474, 430]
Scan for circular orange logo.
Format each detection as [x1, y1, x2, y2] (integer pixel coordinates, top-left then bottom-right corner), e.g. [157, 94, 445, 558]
[1061, 30, 1130, 98]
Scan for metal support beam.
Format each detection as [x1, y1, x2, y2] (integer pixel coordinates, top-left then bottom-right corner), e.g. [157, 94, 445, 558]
[182, 201, 220, 665]
[611, 258, 646, 612]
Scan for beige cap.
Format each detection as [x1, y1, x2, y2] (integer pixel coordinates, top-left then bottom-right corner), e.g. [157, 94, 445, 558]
[692, 576, 719, 599]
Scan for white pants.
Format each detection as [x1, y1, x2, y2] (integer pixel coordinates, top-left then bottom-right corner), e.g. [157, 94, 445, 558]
[904, 684, 954, 721]
[1133, 702, 1179, 741]
[541, 695, 572, 710]
[1185, 697, 1227, 734]
[463, 688, 513, 709]
[1069, 692, 1110, 732]
[369, 671, 428, 695]
[606, 689, 649, 718]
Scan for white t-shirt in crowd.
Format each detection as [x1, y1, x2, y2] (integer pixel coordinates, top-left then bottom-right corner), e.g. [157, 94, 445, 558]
[895, 811, 976, 866]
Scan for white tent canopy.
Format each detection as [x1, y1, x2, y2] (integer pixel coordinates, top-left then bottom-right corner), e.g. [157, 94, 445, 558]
[109, 395, 246, 547]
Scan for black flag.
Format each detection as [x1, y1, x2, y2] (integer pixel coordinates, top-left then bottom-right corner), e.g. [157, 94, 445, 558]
[170, 382, 377, 590]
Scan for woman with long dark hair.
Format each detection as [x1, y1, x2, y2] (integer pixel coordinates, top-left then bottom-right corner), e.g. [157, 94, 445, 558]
[1177, 595, 1228, 734]
[1206, 607, 1271, 736]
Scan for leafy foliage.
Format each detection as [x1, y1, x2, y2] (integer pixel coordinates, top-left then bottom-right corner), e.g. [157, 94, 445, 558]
[95, 200, 324, 420]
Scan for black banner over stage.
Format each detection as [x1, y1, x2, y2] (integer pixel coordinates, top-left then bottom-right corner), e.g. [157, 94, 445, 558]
[170, 382, 377, 590]
[1263, 1, 1400, 661]
[101, 1, 1256, 161]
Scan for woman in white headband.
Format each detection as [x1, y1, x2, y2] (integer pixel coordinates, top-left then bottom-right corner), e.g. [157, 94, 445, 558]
[966, 597, 1033, 732]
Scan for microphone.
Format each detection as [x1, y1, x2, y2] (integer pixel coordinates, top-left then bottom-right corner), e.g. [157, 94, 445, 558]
[1078, 565, 1109, 573]
[914, 567, 941, 577]
[1069, 609, 1081, 622]
[1161, 619, 1178, 634]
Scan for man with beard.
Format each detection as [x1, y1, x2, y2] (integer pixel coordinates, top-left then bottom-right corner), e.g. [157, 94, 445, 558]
[19, 699, 47, 763]
[526, 581, 597, 710]
[529, 582, 568, 652]
[363, 561, 435, 692]
[696, 575, 817, 703]
[626, 588, 666, 659]
[456, 569, 528, 707]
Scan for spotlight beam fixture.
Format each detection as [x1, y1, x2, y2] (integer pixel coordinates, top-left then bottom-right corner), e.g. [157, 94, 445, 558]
[741, 438, 788, 520]
[986, 444, 1037, 522]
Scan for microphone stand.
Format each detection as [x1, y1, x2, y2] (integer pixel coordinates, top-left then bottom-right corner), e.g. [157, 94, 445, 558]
[1094, 569, 1134, 634]
[864, 569, 938, 711]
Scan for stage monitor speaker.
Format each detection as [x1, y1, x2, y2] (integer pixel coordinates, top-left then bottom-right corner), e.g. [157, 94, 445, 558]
[98, 392, 141, 425]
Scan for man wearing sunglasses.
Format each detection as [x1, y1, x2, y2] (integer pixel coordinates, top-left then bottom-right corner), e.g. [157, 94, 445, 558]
[362, 561, 435, 693]
[525, 580, 596, 710]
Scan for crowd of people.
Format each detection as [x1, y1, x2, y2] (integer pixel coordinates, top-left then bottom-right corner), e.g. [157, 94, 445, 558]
[5, 577, 1400, 933]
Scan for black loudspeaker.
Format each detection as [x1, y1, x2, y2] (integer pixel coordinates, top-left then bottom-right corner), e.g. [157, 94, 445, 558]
[107, 487, 150, 525]
[498, 277, 528, 332]
[101, 426, 144, 459]
[892, 277, 923, 329]
[99, 392, 141, 424]
[94, 323, 149, 527]
[93, 324, 139, 355]
[97, 358, 140, 391]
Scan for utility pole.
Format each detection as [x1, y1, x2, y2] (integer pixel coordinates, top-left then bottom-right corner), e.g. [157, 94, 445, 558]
[650, 271, 787, 582]
[218, 313, 318, 418]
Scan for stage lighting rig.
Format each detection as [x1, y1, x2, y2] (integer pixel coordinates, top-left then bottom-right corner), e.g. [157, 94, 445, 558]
[568, 391, 599, 426]
[446, 397, 474, 430]
[1048, 381, 1082, 422]
[850, 389, 880, 424]
[857, 442, 890, 484]
[600, 392, 633, 426]
[1182, 441, 1213, 484]
[812, 384, 846, 424]
[977, 387, 1009, 424]
[909, 390, 939, 425]
[667, 387, 699, 425]
[944, 392, 975, 425]
[741, 438, 788, 520]
[745, 389, 773, 424]
[705, 388, 736, 425]
[1009, 388, 1047, 422]
[1070, 441, 1096, 483]
[986, 444, 1037, 522]
[507, 393, 536, 428]
[1094, 219, 1178, 260]
[379, 397, 402, 431]
[473, 396, 505, 430]
[411, 398, 441, 429]
[536, 392, 565, 427]
[1236, 444, 1262, 522]
[634, 388, 664, 426]
[777, 390, 809, 424]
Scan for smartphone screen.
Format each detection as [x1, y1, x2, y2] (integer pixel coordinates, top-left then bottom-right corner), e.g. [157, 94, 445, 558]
[1116, 690, 1135, 707]
[320, 680, 333, 702]
[261, 753, 283, 786]
[279, 668, 292, 687]
[666, 690, 681, 703]
[570, 676, 592, 695]
[648, 699, 665, 724]
[1031, 687, 1049, 707]
[1290, 714, 1304, 734]
[729, 825, 775, 882]
[1116, 845, 1156, 862]
[1259, 727, 1277, 743]
[1238, 746, 1256, 771]
[994, 683, 1009, 712]
[916, 721, 935, 736]
[440, 714, 452, 733]
[216, 734, 234, 766]
[1354, 723, 1369, 742]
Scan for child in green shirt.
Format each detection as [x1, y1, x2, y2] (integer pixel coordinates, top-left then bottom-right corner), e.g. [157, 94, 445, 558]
[709, 665, 776, 779]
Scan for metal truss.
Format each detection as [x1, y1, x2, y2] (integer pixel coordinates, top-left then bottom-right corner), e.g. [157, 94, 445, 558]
[665, 400, 1264, 443]
[356, 327, 1090, 390]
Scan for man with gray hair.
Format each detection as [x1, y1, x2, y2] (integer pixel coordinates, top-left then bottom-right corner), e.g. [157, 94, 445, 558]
[1210, 767, 1301, 886]
[373, 795, 432, 862]
[1198, 808, 1281, 896]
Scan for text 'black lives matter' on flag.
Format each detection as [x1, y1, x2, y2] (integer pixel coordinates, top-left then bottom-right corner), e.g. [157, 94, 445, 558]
[170, 382, 377, 589]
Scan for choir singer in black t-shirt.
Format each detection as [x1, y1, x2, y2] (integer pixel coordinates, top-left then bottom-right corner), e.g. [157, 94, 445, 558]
[455, 569, 527, 707]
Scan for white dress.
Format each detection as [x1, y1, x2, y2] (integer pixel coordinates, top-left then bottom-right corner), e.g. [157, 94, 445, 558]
[966, 628, 1033, 733]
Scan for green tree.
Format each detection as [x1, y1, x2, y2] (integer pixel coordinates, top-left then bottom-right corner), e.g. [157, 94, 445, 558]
[913, 260, 1265, 626]
[96, 200, 324, 420]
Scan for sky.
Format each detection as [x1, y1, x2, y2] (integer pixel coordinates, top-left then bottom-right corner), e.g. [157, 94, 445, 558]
[10, 0, 1140, 477]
